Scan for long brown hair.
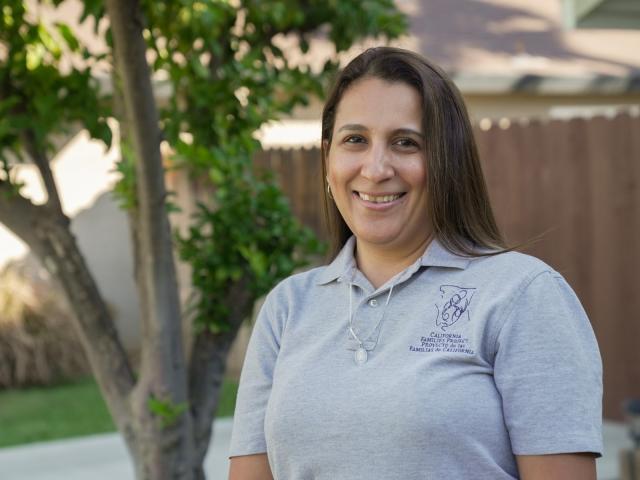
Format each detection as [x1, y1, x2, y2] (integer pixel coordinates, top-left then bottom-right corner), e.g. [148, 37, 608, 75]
[321, 47, 507, 259]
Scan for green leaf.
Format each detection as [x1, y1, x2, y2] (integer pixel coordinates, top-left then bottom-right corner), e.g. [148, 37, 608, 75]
[209, 167, 224, 184]
[37, 23, 61, 58]
[55, 22, 80, 52]
[147, 395, 188, 428]
[25, 44, 45, 70]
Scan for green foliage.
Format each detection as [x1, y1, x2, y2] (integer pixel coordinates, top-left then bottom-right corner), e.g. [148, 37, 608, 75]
[111, 141, 137, 210]
[147, 394, 189, 428]
[138, 0, 406, 331]
[177, 171, 323, 333]
[141, 0, 406, 153]
[0, 0, 111, 170]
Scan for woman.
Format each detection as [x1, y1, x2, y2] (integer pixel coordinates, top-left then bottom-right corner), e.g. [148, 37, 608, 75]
[229, 47, 602, 479]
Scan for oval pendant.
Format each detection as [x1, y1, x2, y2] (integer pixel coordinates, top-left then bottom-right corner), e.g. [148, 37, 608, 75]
[355, 347, 368, 365]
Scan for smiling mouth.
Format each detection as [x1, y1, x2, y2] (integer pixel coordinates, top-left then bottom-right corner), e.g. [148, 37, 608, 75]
[356, 192, 406, 203]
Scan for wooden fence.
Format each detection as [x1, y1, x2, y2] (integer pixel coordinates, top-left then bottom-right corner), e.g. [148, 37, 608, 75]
[253, 112, 640, 420]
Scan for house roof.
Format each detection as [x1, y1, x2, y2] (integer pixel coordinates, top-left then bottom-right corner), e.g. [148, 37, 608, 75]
[271, 0, 640, 94]
[396, 0, 640, 94]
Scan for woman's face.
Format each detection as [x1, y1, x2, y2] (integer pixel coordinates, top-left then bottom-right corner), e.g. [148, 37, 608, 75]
[326, 77, 431, 256]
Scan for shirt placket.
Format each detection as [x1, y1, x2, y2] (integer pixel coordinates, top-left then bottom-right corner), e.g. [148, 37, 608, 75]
[343, 266, 418, 355]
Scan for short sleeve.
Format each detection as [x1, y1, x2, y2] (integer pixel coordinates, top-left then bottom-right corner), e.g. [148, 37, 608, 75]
[228, 289, 283, 457]
[494, 270, 603, 456]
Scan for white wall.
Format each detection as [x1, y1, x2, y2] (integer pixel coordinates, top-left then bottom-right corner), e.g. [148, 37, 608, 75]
[0, 130, 121, 268]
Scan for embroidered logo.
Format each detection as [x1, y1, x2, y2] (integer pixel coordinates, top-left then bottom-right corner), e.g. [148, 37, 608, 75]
[408, 285, 477, 355]
[435, 285, 476, 332]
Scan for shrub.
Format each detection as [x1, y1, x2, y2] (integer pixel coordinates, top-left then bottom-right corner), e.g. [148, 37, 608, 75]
[0, 259, 89, 389]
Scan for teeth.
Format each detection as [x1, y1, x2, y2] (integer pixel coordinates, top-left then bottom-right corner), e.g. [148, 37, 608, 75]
[358, 193, 402, 203]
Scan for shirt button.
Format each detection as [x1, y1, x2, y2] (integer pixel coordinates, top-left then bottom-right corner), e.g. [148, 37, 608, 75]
[369, 299, 378, 307]
[336, 278, 341, 283]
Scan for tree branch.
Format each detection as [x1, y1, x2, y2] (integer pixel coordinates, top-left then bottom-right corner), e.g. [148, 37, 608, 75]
[21, 128, 66, 221]
[111, 66, 152, 354]
[189, 275, 254, 465]
[105, 0, 186, 389]
[0, 183, 136, 439]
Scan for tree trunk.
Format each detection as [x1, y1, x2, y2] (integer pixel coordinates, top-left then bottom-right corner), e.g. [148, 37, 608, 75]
[104, 0, 195, 477]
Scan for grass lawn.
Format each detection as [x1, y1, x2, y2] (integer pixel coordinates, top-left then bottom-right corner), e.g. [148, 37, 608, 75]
[0, 376, 239, 448]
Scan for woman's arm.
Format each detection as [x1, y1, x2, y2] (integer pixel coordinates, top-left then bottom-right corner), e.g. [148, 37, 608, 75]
[229, 453, 274, 480]
[516, 453, 596, 480]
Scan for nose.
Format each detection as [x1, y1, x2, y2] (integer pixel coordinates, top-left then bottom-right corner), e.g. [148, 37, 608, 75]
[360, 142, 394, 182]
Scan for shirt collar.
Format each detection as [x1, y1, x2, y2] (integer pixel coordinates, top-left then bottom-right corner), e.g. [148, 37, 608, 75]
[317, 236, 471, 286]
[317, 236, 357, 285]
[420, 237, 473, 270]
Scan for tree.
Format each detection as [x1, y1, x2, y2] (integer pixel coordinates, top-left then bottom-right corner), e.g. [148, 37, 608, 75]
[0, 0, 406, 477]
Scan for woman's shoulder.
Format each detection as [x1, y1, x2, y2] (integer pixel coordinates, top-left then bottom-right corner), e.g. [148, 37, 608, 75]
[257, 264, 338, 329]
[470, 248, 555, 276]
[463, 248, 565, 296]
[265, 264, 331, 302]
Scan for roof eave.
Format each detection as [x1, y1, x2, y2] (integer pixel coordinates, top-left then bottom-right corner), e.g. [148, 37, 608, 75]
[452, 73, 640, 95]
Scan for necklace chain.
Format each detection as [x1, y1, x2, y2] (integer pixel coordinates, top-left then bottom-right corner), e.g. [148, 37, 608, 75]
[348, 282, 394, 364]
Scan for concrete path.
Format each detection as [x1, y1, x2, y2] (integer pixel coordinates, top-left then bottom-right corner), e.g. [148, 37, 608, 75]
[0, 419, 632, 479]
[0, 419, 233, 480]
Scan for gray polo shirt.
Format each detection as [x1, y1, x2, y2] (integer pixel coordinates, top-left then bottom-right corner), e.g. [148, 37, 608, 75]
[229, 237, 602, 479]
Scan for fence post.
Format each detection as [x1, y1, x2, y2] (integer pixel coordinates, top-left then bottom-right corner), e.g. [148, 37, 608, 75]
[619, 450, 640, 480]
[621, 399, 640, 480]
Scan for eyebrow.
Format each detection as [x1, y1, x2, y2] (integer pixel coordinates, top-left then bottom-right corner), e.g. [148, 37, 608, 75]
[336, 124, 424, 139]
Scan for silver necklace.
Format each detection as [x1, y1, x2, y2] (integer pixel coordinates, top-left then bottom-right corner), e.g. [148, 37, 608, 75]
[348, 282, 394, 365]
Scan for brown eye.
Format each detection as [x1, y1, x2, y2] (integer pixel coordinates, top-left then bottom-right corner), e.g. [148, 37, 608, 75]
[344, 135, 366, 144]
[394, 138, 419, 148]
